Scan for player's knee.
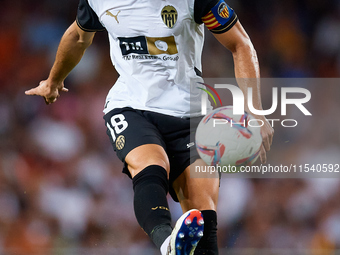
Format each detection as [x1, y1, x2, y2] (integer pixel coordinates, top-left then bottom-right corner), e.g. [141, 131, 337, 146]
[126, 145, 170, 177]
[129, 159, 169, 178]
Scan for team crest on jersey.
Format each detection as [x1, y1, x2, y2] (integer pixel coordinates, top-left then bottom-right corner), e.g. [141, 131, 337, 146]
[161, 6, 178, 28]
[218, 2, 230, 18]
[116, 135, 125, 150]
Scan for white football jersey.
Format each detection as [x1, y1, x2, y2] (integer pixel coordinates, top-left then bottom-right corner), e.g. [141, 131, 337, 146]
[77, 0, 237, 117]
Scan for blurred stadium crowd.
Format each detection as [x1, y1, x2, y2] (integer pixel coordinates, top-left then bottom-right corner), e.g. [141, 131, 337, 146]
[0, 0, 340, 254]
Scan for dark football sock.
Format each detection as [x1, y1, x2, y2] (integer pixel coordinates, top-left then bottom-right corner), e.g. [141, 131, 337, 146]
[195, 210, 218, 255]
[132, 165, 172, 249]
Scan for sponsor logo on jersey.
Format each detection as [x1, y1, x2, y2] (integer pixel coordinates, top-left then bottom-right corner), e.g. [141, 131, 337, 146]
[161, 6, 178, 28]
[147, 36, 178, 55]
[202, 0, 235, 31]
[119, 36, 149, 55]
[106, 10, 121, 24]
[118, 36, 178, 56]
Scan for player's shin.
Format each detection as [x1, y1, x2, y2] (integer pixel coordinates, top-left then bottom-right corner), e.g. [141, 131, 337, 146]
[132, 165, 172, 249]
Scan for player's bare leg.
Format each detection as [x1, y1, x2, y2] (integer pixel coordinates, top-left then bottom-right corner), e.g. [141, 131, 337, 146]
[172, 159, 220, 255]
[173, 159, 219, 212]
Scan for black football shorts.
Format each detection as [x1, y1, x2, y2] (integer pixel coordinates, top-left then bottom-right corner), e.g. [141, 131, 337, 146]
[103, 107, 202, 202]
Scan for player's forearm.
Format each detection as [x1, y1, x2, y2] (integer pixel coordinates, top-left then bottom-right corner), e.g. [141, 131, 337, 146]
[48, 22, 93, 86]
[232, 42, 263, 113]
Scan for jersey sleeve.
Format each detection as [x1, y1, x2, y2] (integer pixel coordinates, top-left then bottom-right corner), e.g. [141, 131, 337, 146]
[76, 0, 105, 32]
[194, 0, 238, 34]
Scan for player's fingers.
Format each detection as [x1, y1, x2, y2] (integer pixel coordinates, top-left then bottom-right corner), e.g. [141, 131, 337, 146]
[44, 97, 49, 105]
[44, 95, 58, 105]
[263, 126, 274, 151]
[269, 134, 273, 146]
[61, 87, 69, 92]
[264, 137, 271, 151]
[263, 135, 271, 152]
[25, 87, 39, 96]
[260, 145, 267, 164]
[268, 128, 274, 146]
[44, 98, 57, 105]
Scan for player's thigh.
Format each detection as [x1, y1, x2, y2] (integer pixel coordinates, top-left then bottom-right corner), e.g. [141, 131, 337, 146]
[125, 144, 170, 178]
[172, 159, 220, 212]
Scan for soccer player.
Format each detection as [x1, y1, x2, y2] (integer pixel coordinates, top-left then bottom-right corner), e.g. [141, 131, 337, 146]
[25, 0, 274, 254]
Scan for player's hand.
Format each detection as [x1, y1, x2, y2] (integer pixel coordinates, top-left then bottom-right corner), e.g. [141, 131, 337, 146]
[25, 80, 68, 105]
[258, 117, 274, 164]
